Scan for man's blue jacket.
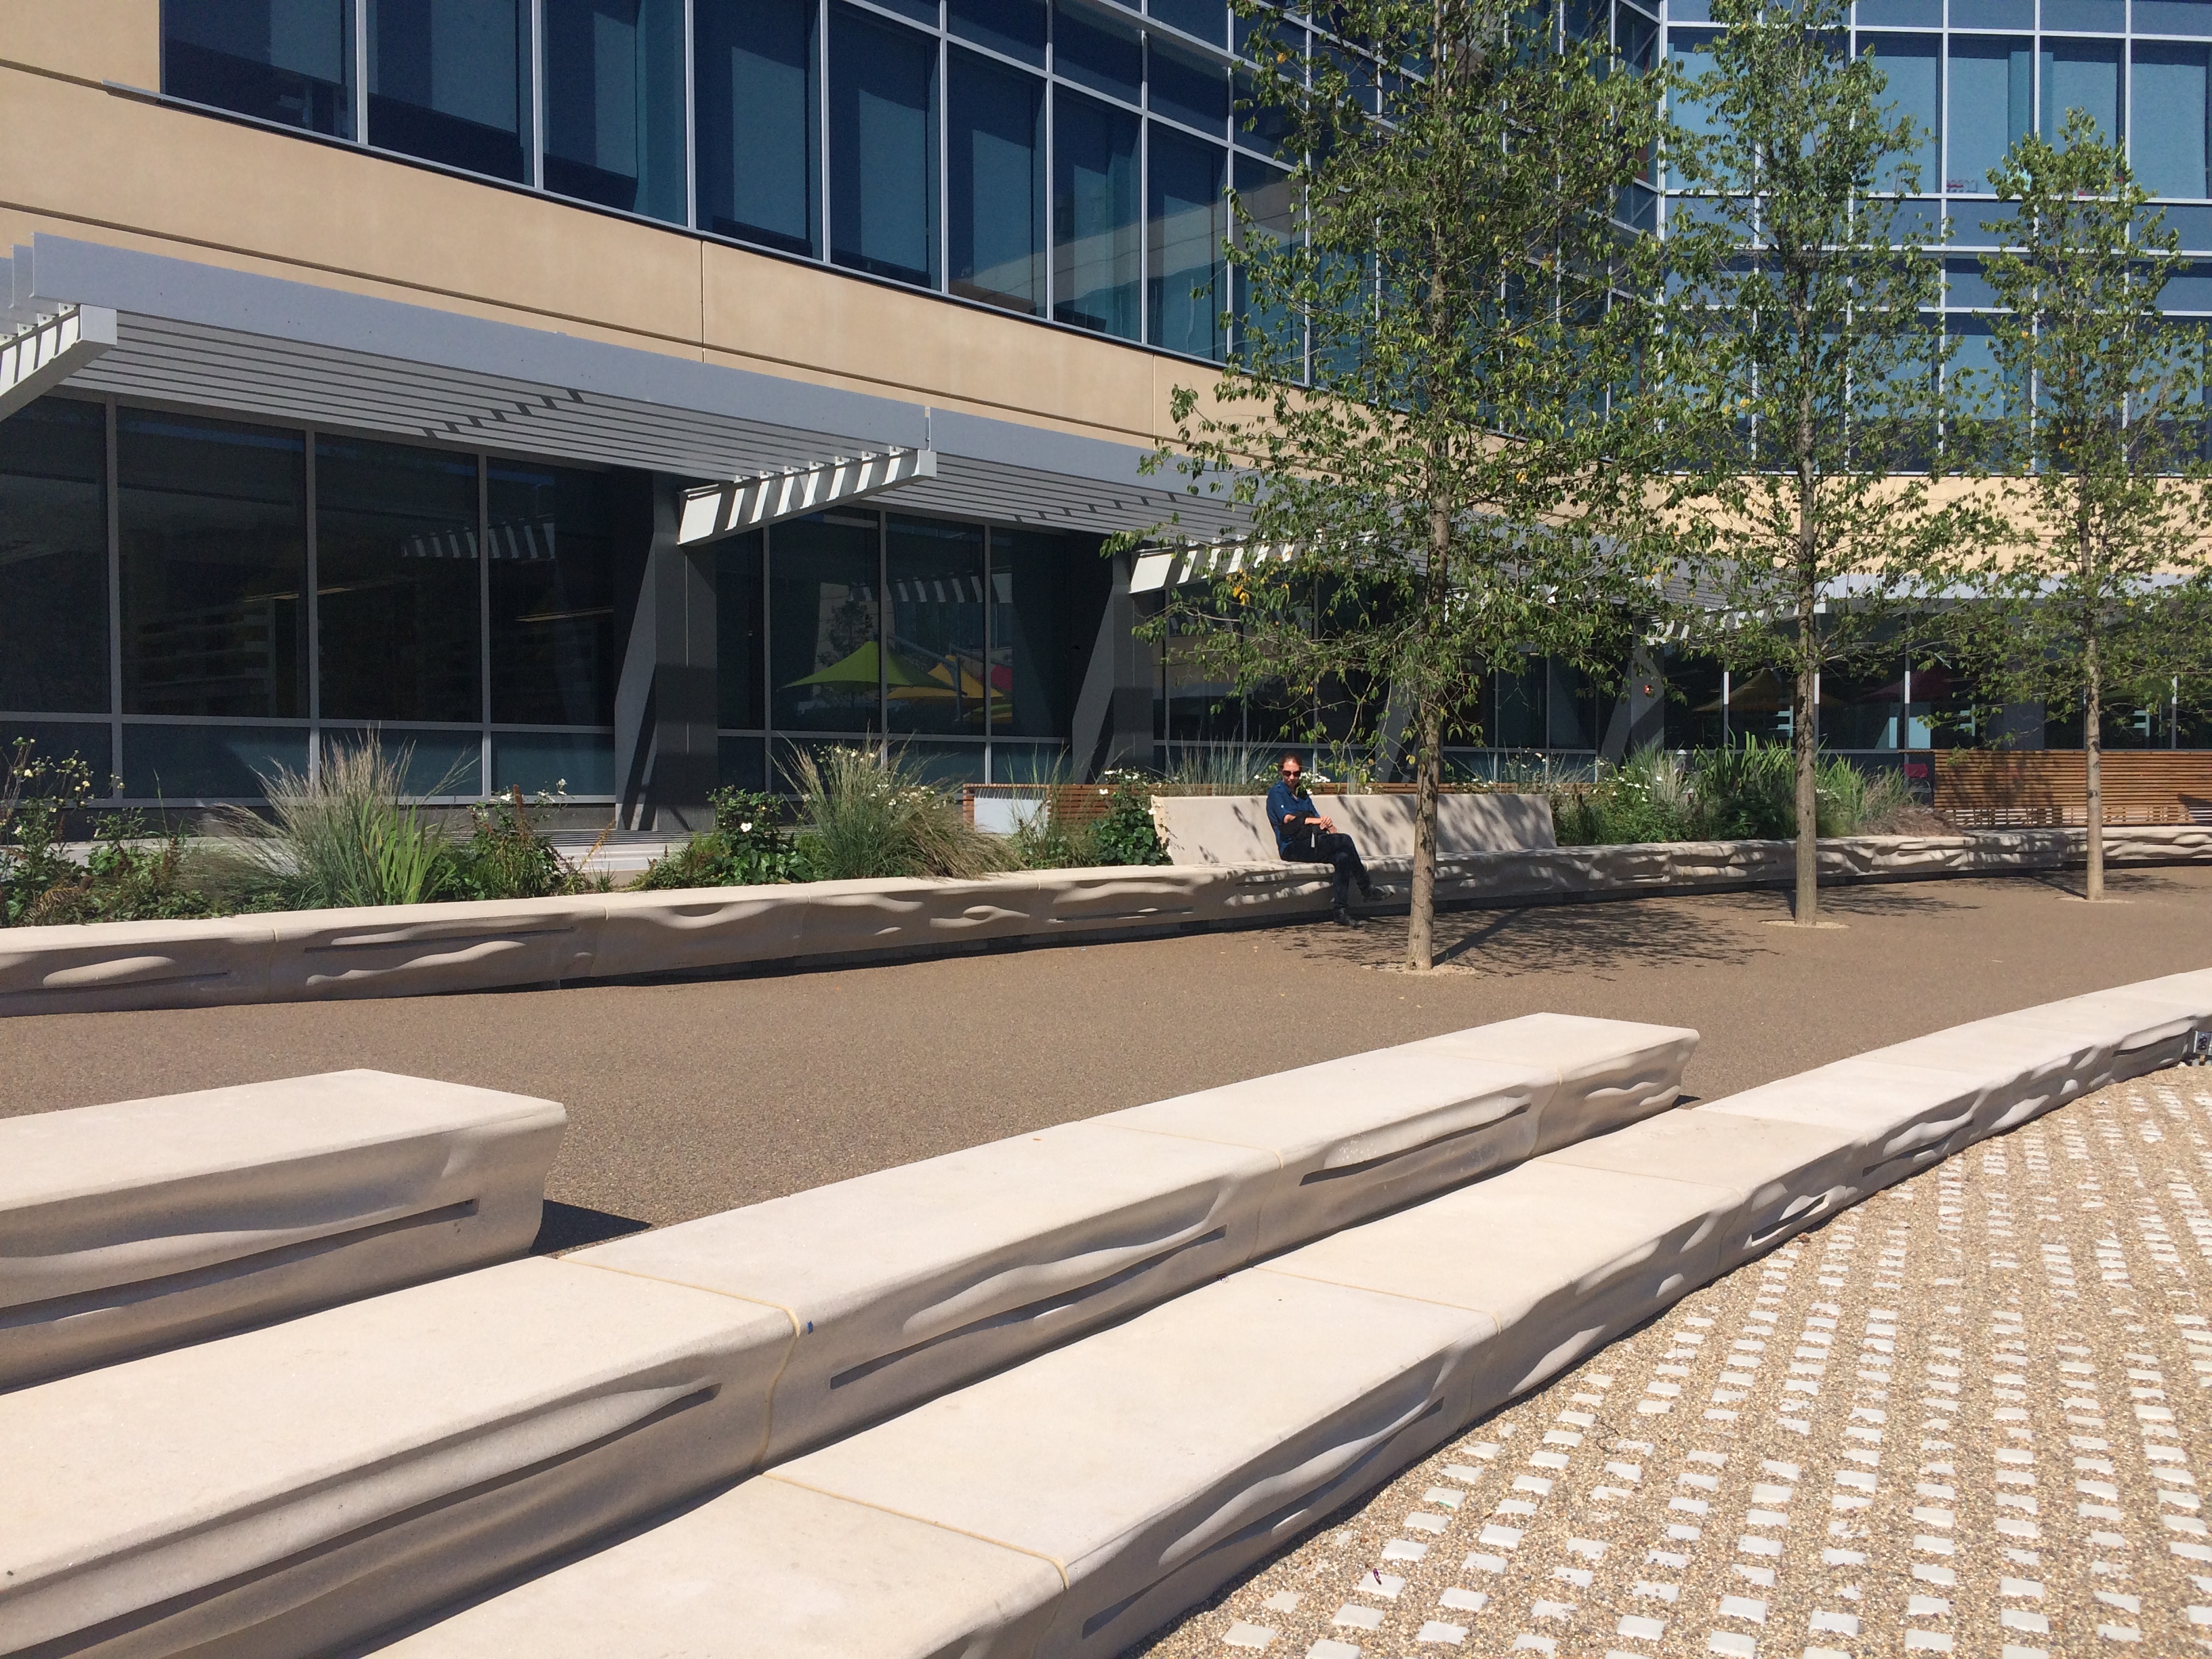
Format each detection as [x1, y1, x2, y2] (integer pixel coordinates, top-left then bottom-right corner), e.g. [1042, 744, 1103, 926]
[1265, 779, 1321, 855]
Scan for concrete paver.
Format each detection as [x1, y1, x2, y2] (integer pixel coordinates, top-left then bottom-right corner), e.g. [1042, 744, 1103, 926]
[1134, 1066, 2212, 1659]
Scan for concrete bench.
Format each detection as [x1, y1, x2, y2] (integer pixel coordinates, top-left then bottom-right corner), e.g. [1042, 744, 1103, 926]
[0, 1014, 1689, 1657]
[1150, 790, 1557, 865]
[369, 970, 2212, 1659]
[0, 1070, 565, 1389]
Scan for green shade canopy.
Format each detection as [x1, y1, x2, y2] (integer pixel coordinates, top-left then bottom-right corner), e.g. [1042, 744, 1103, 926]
[785, 640, 939, 691]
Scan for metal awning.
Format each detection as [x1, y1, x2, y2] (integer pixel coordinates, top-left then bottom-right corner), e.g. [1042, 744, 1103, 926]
[2, 234, 1250, 541]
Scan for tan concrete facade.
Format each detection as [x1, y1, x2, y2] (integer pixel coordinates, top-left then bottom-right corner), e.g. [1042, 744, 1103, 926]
[0, 1, 1207, 451]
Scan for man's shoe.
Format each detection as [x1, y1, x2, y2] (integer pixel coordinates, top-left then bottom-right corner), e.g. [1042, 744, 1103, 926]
[1358, 878, 1376, 901]
[1334, 906, 1365, 928]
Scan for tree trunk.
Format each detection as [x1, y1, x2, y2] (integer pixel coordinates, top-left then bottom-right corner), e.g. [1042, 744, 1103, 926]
[2084, 634, 2104, 902]
[1795, 658, 1819, 924]
[1408, 702, 1441, 971]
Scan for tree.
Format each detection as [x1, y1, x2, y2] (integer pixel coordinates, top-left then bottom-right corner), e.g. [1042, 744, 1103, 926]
[1955, 110, 2212, 901]
[1137, 0, 1675, 970]
[1663, 0, 1974, 926]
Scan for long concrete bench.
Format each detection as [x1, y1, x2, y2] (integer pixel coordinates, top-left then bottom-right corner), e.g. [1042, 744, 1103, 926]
[0, 1070, 564, 1389]
[369, 968, 2212, 1659]
[1150, 790, 1558, 864]
[0, 1015, 1691, 1658]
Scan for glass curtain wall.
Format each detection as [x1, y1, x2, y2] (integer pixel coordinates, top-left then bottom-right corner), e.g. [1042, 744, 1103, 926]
[163, 0, 356, 134]
[367, 0, 534, 182]
[541, 0, 687, 220]
[695, 0, 821, 255]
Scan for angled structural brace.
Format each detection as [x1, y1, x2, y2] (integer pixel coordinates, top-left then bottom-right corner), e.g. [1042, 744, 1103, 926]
[677, 447, 938, 546]
[0, 248, 115, 423]
[1128, 536, 1297, 594]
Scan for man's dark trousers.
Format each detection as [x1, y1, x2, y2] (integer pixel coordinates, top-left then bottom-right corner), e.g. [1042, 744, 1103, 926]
[1283, 829, 1370, 910]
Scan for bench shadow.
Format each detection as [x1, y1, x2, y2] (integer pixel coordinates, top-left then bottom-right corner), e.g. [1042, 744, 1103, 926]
[531, 1200, 651, 1255]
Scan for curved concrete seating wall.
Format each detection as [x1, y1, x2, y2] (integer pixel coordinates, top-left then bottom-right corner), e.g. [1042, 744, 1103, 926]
[0, 825, 2206, 1018]
[0, 1015, 1690, 1658]
[1151, 790, 1559, 864]
[373, 968, 2212, 1659]
[0, 1070, 565, 1389]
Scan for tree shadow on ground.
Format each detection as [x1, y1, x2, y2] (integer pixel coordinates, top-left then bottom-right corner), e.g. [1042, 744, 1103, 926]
[531, 1200, 651, 1254]
[2022, 866, 2201, 901]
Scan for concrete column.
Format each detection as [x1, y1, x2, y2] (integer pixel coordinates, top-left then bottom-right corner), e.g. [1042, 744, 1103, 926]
[614, 478, 719, 830]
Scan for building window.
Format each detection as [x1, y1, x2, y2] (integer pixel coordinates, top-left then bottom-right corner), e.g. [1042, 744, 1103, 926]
[989, 526, 1090, 739]
[1054, 87, 1142, 338]
[2135, 43, 2210, 200]
[487, 461, 627, 725]
[771, 512, 883, 733]
[950, 51, 1046, 314]
[695, 0, 821, 256]
[1148, 0, 1226, 49]
[542, 0, 687, 222]
[949, 0, 1046, 66]
[119, 410, 309, 720]
[1147, 124, 1225, 359]
[716, 529, 766, 732]
[368, 0, 533, 183]
[1946, 37, 2032, 193]
[0, 398, 108, 716]
[2043, 38, 2125, 146]
[314, 436, 481, 724]
[830, 5, 942, 289]
[886, 516, 987, 735]
[1148, 35, 1228, 134]
[1054, 0, 1141, 104]
[163, 0, 356, 136]
[1864, 35, 1940, 195]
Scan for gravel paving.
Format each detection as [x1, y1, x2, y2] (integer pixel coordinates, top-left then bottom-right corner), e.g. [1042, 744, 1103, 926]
[1132, 1065, 2212, 1659]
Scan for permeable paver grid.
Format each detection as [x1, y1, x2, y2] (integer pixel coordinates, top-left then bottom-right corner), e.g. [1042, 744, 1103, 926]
[1134, 1068, 2212, 1659]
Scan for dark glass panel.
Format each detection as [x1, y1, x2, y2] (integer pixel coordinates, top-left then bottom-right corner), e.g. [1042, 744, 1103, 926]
[1232, 151, 1296, 371]
[950, 0, 1047, 63]
[2166, 263, 2212, 310]
[2163, 207, 2212, 251]
[886, 516, 987, 735]
[1147, 0, 1225, 45]
[770, 512, 882, 733]
[2, 722, 112, 791]
[2041, 38, 2123, 146]
[716, 529, 765, 729]
[1053, 87, 1142, 337]
[894, 740, 988, 783]
[988, 528, 1090, 738]
[949, 52, 1046, 314]
[695, 0, 821, 255]
[0, 397, 108, 714]
[491, 731, 616, 793]
[122, 723, 308, 800]
[367, 0, 531, 182]
[829, 4, 941, 288]
[1054, 0, 1142, 102]
[718, 733, 768, 789]
[1662, 651, 1728, 749]
[486, 462, 629, 725]
[2135, 44, 2210, 201]
[1944, 256, 1994, 308]
[1234, 64, 1293, 158]
[1949, 0, 2030, 24]
[2138, 0, 2212, 33]
[119, 410, 307, 719]
[322, 724, 483, 792]
[1862, 35, 1938, 193]
[1546, 659, 1599, 750]
[1147, 124, 1226, 358]
[163, 0, 356, 134]
[1946, 36, 2032, 192]
[1853, 0, 1940, 24]
[543, 0, 687, 221]
[2042, 0, 2123, 28]
[1149, 35, 1229, 131]
[314, 436, 480, 723]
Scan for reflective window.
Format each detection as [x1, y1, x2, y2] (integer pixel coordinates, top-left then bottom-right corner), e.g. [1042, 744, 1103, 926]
[716, 530, 765, 729]
[163, 0, 356, 135]
[0, 398, 108, 715]
[950, 52, 1046, 314]
[2043, 38, 2124, 144]
[1950, 0, 2031, 25]
[314, 436, 480, 724]
[1856, 0, 1941, 24]
[122, 724, 308, 800]
[771, 513, 882, 733]
[1233, 152, 1297, 371]
[1054, 87, 1142, 337]
[119, 411, 308, 720]
[1054, 0, 1142, 102]
[829, 5, 941, 289]
[1947, 37, 2032, 192]
[886, 516, 987, 735]
[696, 0, 821, 256]
[1148, 0, 1226, 48]
[1667, 29, 1725, 188]
[1150, 36, 1229, 132]
[1864, 35, 1940, 193]
[949, 0, 1046, 65]
[989, 527, 1090, 738]
[543, 0, 687, 221]
[2045, 0, 2125, 30]
[1148, 125, 1225, 358]
[487, 462, 627, 725]
[368, 0, 532, 182]
[2138, 0, 2212, 33]
[2135, 43, 2210, 198]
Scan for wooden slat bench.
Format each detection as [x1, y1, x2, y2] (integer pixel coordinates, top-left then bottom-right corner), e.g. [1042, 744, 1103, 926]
[1935, 750, 2212, 827]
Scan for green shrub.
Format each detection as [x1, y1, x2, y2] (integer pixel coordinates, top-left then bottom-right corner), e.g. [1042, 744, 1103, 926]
[200, 739, 450, 909]
[2, 739, 220, 925]
[446, 787, 581, 900]
[1088, 770, 1169, 865]
[1552, 746, 1700, 845]
[790, 745, 1011, 881]
[633, 787, 806, 890]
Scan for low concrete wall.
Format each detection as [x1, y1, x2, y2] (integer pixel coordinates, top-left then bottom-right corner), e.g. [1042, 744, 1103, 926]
[1151, 789, 1557, 863]
[1, 824, 2206, 1018]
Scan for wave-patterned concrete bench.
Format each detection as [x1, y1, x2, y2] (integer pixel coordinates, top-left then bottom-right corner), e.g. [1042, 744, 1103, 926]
[0, 1015, 1689, 1658]
[0, 1071, 564, 1390]
[3, 824, 2206, 1017]
[372, 969, 2212, 1659]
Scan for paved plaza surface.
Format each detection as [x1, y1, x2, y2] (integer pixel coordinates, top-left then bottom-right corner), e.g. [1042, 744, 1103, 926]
[6, 867, 2212, 1241]
[1136, 1068, 2212, 1659]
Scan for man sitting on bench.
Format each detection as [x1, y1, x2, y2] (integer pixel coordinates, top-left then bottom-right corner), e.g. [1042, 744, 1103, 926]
[1266, 752, 1375, 928]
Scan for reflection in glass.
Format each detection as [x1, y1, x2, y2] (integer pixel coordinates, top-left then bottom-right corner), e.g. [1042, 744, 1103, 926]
[1662, 651, 1727, 749]
[1148, 125, 1226, 359]
[487, 462, 628, 725]
[771, 513, 882, 732]
[886, 517, 987, 735]
[1666, 30, 1723, 188]
[1946, 37, 2032, 192]
[696, 0, 820, 256]
[368, 0, 532, 181]
[315, 436, 480, 723]
[122, 724, 308, 800]
[830, 5, 941, 288]
[950, 53, 1046, 314]
[119, 411, 308, 719]
[989, 528, 1088, 738]
[1054, 88, 1141, 338]
[1492, 660, 1544, 750]
[1054, 0, 1141, 103]
[1233, 153, 1296, 373]
[543, 0, 687, 220]
[2134, 45, 2209, 201]
[1546, 659, 1599, 751]
[949, 0, 1045, 64]
[2042, 39, 2123, 146]
[163, 0, 355, 135]
[717, 529, 765, 729]
[323, 725, 483, 792]
[1149, 37, 1229, 133]
[1148, 0, 1226, 47]
[0, 397, 108, 714]
[493, 731, 616, 794]
[1863, 35, 1939, 195]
